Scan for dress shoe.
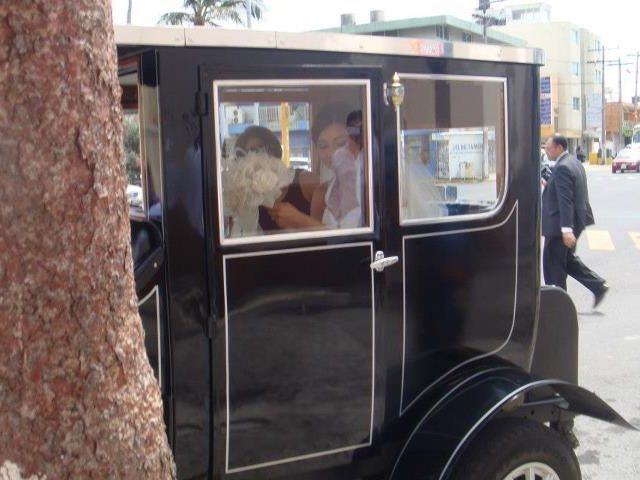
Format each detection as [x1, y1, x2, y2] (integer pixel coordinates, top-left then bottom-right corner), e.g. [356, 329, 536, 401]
[593, 284, 609, 308]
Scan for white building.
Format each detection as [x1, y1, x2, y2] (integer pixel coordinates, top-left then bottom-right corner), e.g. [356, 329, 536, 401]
[493, 8, 603, 153]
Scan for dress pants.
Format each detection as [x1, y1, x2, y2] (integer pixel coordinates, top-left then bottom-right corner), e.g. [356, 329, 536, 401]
[543, 235, 606, 293]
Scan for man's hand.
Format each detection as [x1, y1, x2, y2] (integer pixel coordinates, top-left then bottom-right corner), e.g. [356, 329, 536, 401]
[562, 231, 577, 248]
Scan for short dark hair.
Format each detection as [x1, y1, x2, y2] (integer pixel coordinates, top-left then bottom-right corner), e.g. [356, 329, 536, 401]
[236, 126, 282, 158]
[550, 135, 568, 151]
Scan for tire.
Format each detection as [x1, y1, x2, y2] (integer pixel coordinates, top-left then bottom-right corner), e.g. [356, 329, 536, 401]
[449, 418, 581, 480]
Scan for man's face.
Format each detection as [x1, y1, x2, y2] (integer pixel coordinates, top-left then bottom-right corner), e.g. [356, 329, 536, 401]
[545, 138, 562, 161]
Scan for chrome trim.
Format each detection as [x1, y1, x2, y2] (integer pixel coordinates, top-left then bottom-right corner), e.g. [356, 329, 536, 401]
[222, 242, 376, 473]
[389, 366, 513, 480]
[399, 202, 519, 415]
[137, 286, 162, 389]
[114, 26, 544, 65]
[370, 250, 399, 272]
[212, 79, 374, 247]
[396, 73, 509, 227]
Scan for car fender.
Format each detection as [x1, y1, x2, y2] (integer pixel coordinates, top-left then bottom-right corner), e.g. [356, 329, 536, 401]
[389, 366, 636, 480]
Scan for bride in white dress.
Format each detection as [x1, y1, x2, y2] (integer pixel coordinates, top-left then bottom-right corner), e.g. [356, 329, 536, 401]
[267, 106, 365, 231]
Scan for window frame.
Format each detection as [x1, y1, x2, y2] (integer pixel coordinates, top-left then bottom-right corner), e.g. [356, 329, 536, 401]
[395, 73, 509, 227]
[119, 62, 147, 220]
[118, 55, 164, 223]
[571, 29, 580, 45]
[572, 96, 581, 111]
[436, 25, 450, 40]
[213, 78, 375, 247]
[570, 62, 580, 77]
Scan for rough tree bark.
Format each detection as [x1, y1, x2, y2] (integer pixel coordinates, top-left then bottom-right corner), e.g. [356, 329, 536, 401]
[0, 1, 175, 478]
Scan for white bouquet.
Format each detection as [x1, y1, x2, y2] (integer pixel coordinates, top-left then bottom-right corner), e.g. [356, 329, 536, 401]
[222, 151, 293, 236]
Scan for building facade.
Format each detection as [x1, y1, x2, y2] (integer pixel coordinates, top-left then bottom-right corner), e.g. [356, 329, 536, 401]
[319, 13, 526, 47]
[495, 21, 603, 154]
[605, 102, 640, 153]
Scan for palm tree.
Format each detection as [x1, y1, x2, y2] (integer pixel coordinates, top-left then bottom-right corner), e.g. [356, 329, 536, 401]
[159, 0, 264, 27]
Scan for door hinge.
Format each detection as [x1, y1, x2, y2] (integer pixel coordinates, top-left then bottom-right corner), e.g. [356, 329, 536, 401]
[196, 90, 209, 116]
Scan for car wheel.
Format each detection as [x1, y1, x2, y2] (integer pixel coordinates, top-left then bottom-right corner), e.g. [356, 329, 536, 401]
[449, 418, 581, 480]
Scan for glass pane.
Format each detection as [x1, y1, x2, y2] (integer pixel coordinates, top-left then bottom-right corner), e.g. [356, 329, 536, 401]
[216, 82, 371, 241]
[399, 77, 506, 222]
[119, 71, 146, 216]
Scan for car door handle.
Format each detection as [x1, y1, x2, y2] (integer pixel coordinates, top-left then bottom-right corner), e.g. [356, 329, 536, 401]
[370, 251, 399, 272]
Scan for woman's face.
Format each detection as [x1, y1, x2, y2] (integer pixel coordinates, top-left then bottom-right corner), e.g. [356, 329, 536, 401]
[316, 122, 348, 167]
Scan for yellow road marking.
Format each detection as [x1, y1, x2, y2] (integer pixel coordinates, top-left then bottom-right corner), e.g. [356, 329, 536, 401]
[629, 232, 640, 249]
[585, 230, 615, 251]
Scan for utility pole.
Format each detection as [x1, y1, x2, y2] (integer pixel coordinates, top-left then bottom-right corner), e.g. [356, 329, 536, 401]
[479, 0, 490, 43]
[126, 0, 132, 24]
[619, 57, 623, 150]
[634, 52, 639, 124]
[601, 45, 606, 163]
[633, 52, 640, 106]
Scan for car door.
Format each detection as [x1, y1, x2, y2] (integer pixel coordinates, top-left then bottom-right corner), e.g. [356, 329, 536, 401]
[201, 68, 387, 479]
[382, 73, 519, 416]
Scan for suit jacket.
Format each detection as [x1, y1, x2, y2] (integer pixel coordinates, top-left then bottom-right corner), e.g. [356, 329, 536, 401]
[542, 152, 594, 237]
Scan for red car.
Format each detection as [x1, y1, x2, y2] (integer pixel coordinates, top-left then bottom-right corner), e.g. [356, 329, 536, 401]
[612, 145, 640, 173]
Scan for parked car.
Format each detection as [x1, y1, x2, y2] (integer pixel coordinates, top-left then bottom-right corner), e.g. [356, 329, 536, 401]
[611, 145, 640, 173]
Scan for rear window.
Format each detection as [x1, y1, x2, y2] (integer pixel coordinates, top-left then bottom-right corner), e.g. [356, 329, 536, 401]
[396, 74, 507, 224]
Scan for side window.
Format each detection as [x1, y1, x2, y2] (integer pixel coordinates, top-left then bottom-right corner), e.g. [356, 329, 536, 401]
[214, 80, 373, 244]
[119, 68, 146, 217]
[398, 75, 507, 223]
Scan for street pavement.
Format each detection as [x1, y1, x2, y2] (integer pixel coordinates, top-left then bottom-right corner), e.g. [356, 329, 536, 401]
[563, 165, 640, 479]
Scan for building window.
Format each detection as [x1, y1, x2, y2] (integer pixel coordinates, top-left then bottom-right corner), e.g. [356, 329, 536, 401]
[436, 25, 449, 40]
[571, 29, 579, 45]
[462, 32, 472, 42]
[596, 70, 602, 83]
[571, 62, 580, 76]
[573, 97, 580, 111]
[594, 39, 601, 50]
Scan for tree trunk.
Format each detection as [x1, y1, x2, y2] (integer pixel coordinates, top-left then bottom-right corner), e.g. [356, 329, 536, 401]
[0, 1, 175, 478]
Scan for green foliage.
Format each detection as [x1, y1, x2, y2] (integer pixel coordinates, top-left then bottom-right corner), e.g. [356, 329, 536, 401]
[123, 114, 141, 185]
[158, 0, 264, 27]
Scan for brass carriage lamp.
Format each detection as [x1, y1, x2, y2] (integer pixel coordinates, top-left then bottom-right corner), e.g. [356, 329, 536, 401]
[386, 72, 405, 110]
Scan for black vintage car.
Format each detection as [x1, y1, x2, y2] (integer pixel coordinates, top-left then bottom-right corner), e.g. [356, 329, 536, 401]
[117, 26, 634, 480]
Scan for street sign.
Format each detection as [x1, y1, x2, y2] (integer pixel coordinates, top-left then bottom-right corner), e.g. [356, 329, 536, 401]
[540, 76, 552, 127]
[586, 93, 602, 130]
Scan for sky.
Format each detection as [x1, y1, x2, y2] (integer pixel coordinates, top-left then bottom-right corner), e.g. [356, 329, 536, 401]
[112, 0, 640, 101]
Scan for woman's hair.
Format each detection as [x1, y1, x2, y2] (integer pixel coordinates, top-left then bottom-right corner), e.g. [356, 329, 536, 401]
[235, 126, 282, 158]
[311, 103, 355, 144]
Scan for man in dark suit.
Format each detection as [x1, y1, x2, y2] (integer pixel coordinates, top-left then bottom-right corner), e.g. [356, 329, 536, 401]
[541, 135, 608, 307]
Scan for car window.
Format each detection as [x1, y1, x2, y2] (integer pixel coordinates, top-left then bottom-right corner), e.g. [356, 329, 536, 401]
[214, 80, 374, 245]
[397, 75, 507, 223]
